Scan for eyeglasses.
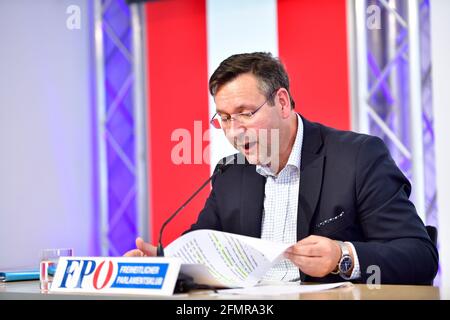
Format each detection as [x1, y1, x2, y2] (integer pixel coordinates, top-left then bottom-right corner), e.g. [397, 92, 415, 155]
[210, 90, 277, 129]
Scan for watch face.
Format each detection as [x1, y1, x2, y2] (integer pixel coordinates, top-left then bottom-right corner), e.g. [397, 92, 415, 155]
[339, 255, 353, 273]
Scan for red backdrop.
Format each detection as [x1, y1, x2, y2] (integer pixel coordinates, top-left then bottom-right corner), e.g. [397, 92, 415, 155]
[145, 0, 350, 244]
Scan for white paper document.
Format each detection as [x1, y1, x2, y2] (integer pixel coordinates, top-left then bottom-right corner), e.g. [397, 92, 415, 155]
[165, 229, 293, 288]
[217, 282, 353, 296]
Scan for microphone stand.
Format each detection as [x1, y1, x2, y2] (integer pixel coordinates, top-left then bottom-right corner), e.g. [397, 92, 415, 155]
[156, 175, 216, 257]
[155, 156, 235, 293]
[156, 156, 235, 257]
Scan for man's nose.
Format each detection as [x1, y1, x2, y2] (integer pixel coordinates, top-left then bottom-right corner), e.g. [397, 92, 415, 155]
[224, 120, 246, 143]
[226, 119, 246, 135]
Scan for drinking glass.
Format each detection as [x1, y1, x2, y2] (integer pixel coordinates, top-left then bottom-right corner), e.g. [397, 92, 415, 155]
[39, 248, 73, 292]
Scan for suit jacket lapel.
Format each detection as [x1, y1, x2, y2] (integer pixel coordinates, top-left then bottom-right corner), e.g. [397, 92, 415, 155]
[297, 117, 325, 241]
[240, 164, 266, 238]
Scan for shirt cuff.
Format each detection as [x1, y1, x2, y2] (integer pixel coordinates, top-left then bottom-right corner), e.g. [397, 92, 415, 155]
[340, 242, 361, 280]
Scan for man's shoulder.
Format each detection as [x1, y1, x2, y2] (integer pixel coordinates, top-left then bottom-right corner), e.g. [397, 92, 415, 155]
[307, 119, 384, 154]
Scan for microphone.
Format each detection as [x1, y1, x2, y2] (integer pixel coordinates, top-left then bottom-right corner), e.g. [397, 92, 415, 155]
[156, 155, 237, 257]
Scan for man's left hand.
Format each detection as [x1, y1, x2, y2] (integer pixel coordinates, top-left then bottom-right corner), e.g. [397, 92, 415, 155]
[284, 235, 345, 278]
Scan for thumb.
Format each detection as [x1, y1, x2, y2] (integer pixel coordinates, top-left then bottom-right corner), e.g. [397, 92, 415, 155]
[136, 237, 156, 256]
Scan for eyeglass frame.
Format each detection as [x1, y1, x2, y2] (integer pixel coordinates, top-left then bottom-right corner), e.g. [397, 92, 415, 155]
[209, 89, 279, 129]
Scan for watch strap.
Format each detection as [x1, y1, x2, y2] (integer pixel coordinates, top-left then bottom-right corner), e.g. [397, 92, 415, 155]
[331, 241, 351, 275]
[336, 241, 349, 256]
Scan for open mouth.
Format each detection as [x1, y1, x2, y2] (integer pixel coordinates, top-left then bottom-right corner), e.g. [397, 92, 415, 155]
[243, 141, 257, 153]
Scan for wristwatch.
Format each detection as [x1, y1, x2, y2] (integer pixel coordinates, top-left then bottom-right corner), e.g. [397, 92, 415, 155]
[331, 241, 353, 276]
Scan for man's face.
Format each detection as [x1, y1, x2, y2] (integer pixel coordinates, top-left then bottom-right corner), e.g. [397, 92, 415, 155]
[214, 73, 282, 166]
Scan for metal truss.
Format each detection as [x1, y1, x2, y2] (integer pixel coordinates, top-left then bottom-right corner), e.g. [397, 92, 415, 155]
[349, 0, 437, 225]
[94, 0, 148, 256]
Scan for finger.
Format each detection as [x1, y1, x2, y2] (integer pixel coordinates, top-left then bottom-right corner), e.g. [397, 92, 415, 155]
[297, 235, 322, 246]
[136, 237, 157, 256]
[285, 243, 320, 256]
[124, 249, 144, 257]
[285, 252, 318, 269]
[290, 244, 322, 257]
[285, 253, 326, 276]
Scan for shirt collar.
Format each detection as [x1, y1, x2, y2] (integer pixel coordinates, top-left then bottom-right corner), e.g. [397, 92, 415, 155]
[256, 114, 304, 177]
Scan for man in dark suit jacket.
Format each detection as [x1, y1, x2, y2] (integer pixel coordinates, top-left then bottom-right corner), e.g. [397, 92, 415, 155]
[126, 52, 438, 285]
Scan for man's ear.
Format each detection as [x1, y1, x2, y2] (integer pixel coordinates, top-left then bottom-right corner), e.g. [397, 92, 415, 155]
[276, 88, 292, 118]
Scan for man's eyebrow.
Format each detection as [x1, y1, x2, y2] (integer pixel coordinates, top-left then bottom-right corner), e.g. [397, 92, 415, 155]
[216, 104, 255, 114]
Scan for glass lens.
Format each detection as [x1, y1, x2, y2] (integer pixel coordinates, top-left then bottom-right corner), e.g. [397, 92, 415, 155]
[211, 118, 222, 129]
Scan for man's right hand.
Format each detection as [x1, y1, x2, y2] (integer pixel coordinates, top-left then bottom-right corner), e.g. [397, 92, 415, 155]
[123, 237, 157, 257]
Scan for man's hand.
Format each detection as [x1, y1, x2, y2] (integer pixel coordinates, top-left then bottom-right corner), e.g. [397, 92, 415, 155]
[284, 235, 350, 278]
[123, 237, 157, 257]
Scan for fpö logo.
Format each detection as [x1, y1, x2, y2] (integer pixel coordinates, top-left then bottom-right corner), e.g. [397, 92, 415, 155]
[52, 257, 170, 292]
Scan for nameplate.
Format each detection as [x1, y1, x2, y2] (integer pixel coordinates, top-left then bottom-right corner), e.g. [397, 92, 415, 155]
[50, 257, 181, 296]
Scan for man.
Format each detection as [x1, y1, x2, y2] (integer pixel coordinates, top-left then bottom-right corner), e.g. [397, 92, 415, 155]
[126, 52, 438, 285]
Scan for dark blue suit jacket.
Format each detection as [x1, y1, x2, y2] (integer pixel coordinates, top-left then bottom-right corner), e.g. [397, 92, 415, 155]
[188, 117, 439, 285]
